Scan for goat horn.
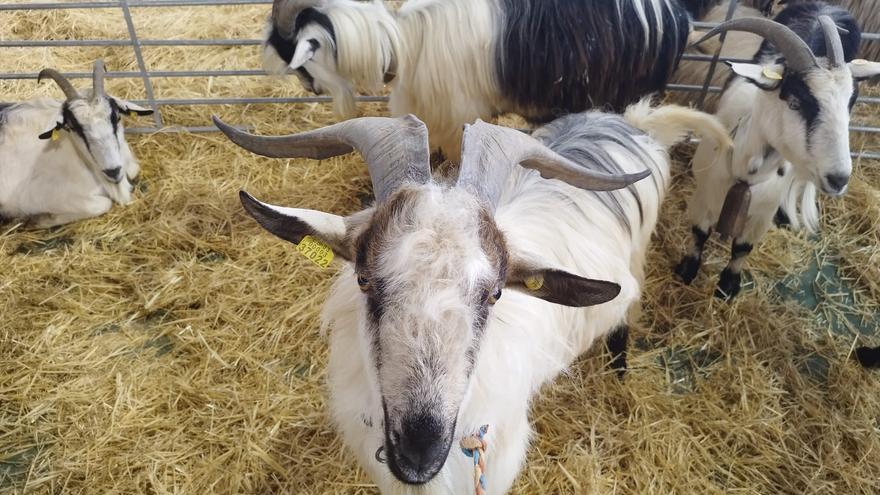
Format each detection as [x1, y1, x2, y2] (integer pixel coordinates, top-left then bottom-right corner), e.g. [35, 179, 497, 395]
[818, 15, 845, 68]
[37, 68, 80, 101]
[692, 17, 817, 73]
[213, 114, 431, 202]
[92, 59, 106, 99]
[457, 121, 651, 211]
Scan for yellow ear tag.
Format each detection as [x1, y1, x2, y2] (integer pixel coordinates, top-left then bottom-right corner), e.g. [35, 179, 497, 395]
[762, 67, 783, 80]
[51, 129, 59, 141]
[296, 235, 334, 268]
[852, 58, 868, 66]
[524, 275, 544, 291]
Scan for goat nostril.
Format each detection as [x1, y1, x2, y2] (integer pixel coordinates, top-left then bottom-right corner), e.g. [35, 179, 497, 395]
[825, 173, 849, 193]
[104, 167, 122, 181]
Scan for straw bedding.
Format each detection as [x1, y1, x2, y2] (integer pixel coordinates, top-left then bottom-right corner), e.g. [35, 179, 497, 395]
[2, 3, 880, 494]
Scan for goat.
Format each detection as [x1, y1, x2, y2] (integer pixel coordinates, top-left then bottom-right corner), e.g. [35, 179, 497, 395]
[0, 60, 153, 228]
[673, 0, 880, 113]
[261, 0, 691, 159]
[674, 4, 880, 300]
[215, 100, 730, 492]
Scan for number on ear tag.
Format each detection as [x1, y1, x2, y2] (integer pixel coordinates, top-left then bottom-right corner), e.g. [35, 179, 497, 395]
[51, 129, 60, 141]
[296, 235, 334, 268]
[762, 67, 782, 80]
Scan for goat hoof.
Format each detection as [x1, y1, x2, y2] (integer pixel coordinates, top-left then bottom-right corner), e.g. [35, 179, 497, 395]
[674, 256, 701, 284]
[715, 268, 742, 300]
[855, 346, 880, 368]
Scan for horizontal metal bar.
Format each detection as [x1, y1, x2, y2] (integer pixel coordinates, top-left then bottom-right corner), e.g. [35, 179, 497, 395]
[0, 38, 261, 48]
[130, 96, 389, 105]
[666, 83, 723, 93]
[0, 70, 265, 80]
[850, 125, 880, 134]
[0, 0, 269, 10]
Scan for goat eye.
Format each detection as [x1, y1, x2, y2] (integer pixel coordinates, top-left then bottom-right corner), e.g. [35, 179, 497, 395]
[357, 275, 369, 291]
[788, 98, 801, 111]
[488, 288, 502, 305]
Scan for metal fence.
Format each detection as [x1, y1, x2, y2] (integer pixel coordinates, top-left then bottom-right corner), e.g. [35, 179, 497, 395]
[1, 0, 878, 158]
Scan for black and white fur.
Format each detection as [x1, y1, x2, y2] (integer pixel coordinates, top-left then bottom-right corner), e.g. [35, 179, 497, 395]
[263, 0, 691, 158]
[675, 3, 880, 299]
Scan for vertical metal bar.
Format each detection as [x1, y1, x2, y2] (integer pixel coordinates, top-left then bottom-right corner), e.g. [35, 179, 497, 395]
[695, 0, 739, 110]
[120, 0, 163, 129]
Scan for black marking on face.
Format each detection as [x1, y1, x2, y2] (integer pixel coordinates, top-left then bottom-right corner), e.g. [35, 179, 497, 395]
[779, 72, 820, 142]
[267, 26, 296, 65]
[62, 103, 90, 152]
[108, 98, 122, 136]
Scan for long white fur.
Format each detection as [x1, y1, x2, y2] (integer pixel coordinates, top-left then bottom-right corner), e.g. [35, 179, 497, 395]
[318, 101, 729, 494]
[0, 98, 138, 227]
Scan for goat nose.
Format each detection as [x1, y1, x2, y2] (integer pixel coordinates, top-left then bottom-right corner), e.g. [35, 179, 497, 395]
[103, 167, 122, 183]
[824, 173, 849, 195]
[387, 414, 448, 485]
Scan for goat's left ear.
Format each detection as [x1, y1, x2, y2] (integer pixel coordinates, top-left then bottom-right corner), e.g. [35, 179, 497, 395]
[506, 265, 620, 308]
[239, 190, 356, 262]
[111, 97, 154, 117]
[849, 59, 880, 81]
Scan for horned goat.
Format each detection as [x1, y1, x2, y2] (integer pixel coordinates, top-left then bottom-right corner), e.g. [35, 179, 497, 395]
[674, 4, 880, 300]
[214, 99, 730, 492]
[0, 60, 152, 228]
[261, 0, 690, 159]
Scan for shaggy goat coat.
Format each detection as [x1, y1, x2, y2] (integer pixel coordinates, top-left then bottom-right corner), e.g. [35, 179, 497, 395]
[264, 0, 690, 158]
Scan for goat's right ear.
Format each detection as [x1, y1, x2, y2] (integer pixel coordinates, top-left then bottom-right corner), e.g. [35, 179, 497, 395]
[726, 62, 784, 90]
[239, 190, 355, 262]
[38, 121, 63, 140]
[290, 38, 318, 70]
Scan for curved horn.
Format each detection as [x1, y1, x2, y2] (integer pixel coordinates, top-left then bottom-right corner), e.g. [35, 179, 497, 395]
[458, 121, 651, 210]
[37, 68, 80, 101]
[213, 114, 430, 202]
[692, 17, 817, 72]
[818, 15, 845, 68]
[92, 59, 106, 99]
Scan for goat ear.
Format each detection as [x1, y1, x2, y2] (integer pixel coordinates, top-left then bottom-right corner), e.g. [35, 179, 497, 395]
[239, 190, 355, 262]
[112, 98, 154, 117]
[849, 59, 880, 81]
[38, 121, 63, 140]
[290, 38, 318, 70]
[506, 261, 620, 308]
[727, 62, 783, 90]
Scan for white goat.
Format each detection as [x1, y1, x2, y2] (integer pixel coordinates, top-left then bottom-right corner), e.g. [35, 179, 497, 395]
[262, 0, 690, 159]
[675, 7, 880, 299]
[215, 100, 730, 493]
[0, 61, 153, 228]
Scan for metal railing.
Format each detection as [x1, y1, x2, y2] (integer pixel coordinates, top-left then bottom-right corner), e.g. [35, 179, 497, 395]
[0, 0, 877, 157]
